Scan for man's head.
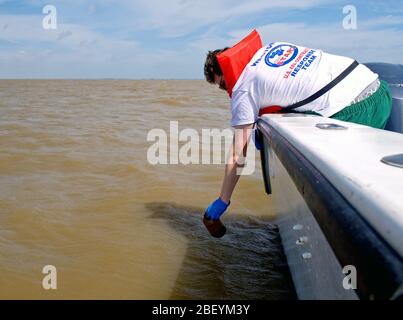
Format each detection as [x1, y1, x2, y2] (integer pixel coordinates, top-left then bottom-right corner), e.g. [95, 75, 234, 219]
[204, 48, 229, 91]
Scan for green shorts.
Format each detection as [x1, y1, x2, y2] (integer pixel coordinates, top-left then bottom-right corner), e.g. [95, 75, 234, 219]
[330, 80, 393, 129]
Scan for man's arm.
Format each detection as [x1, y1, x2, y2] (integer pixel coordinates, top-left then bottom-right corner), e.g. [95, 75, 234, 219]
[220, 123, 254, 204]
[202, 123, 255, 238]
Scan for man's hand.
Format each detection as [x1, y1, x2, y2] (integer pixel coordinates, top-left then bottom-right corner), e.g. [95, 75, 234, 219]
[203, 198, 229, 238]
[204, 197, 230, 220]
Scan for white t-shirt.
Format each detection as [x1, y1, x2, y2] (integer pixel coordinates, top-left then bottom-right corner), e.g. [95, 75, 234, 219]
[230, 42, 378, 127]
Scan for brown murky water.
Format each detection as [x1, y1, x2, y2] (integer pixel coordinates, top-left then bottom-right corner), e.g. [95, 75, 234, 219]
[0, 80, 295, 299]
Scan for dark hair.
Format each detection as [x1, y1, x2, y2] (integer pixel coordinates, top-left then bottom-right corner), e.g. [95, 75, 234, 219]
[204, 47, 229, 84]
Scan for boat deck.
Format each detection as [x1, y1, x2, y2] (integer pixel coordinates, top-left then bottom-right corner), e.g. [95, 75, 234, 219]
[261, 114, 403, 258]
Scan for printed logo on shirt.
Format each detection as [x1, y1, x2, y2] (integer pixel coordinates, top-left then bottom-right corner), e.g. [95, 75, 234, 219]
[283, 48, 317, 79]
[250, 43, 274, 67]
[265, 44, 299, 68]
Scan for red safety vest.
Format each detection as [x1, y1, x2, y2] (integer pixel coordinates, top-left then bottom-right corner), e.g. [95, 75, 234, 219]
[258, 105, 283, 115]
[217, 30, 283, 115]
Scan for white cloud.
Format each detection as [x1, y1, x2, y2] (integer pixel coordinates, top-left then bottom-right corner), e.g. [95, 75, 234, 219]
[0, 13, 144, 78]
[0, 14, 137, 50]
[0, 13, 141, 63]
[367, 0, 403, 15]
[1, 1, 402, 78]
[56, 30, 72, 41]
[360, 15, 403, 28]
[116, 0, 334, 37]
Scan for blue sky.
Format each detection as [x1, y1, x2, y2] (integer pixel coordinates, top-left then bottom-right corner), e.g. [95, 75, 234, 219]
[0, 0, 402, 79]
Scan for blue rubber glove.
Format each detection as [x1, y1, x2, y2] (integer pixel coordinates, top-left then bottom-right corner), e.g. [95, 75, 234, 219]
[204, 198, 230, 220]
